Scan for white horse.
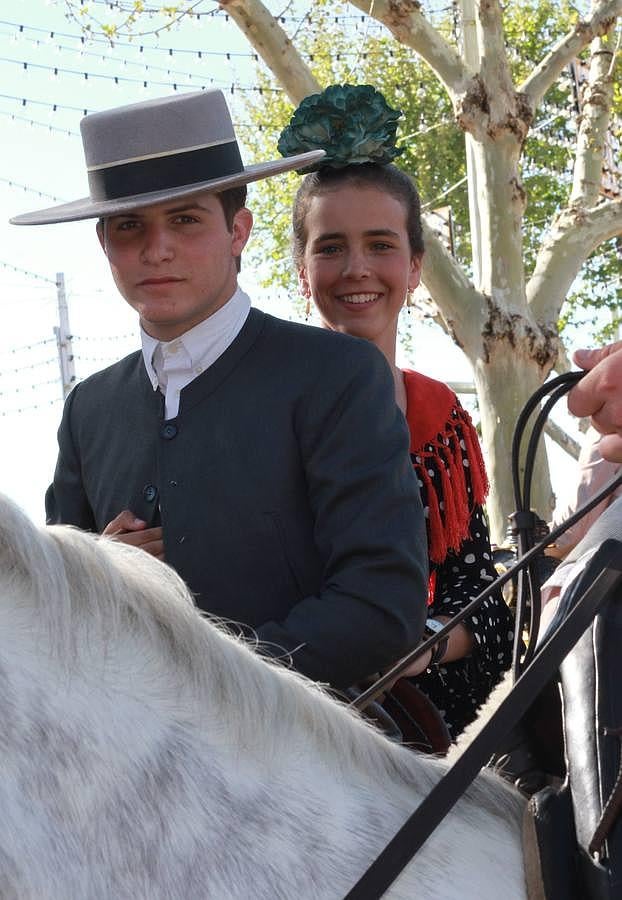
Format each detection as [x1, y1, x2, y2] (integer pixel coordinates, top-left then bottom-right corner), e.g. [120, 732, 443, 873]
[0, 494, 527, 899]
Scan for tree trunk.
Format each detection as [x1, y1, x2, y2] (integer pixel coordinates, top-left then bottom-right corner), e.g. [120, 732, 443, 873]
[472, 347, 555, 543]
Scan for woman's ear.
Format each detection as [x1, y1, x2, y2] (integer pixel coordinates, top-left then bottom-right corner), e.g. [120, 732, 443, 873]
[408, 254, 423, 293]
[298, 267, 311, 299]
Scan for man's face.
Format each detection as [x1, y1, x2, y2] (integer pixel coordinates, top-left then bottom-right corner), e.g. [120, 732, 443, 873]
[97, 191, 253, 341]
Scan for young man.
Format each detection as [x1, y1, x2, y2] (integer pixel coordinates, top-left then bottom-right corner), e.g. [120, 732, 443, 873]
[11, 90, 428, 690]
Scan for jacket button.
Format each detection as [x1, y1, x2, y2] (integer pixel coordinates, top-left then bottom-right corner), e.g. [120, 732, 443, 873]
[160, 423, 178, 440]
[142, 484, 157, 503]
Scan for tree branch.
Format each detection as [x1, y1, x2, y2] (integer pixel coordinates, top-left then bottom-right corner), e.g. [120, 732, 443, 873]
[569, 35, 616, 208]
[545, 419, 580, 461]
[528, 197, 622, 322]
[477, 0, 515, 115]
[219, 0, 320, 104]
[420, 220, 487, 353]
[520, 0, 622, 108]
[529, 26, 620, 324]
[347, 0, 471, 100]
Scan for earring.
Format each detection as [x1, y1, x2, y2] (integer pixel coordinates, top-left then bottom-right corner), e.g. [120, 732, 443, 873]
[305, 298, 311, 321]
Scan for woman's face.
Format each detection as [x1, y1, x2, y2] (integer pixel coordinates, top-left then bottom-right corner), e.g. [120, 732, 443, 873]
[298, 185, 422, 349]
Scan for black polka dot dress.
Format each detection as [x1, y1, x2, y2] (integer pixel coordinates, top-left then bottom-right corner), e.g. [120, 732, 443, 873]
[403, 370, 514, 739]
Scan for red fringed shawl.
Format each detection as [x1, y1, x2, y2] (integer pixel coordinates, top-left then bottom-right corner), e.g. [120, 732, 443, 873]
[403, 369, 489, 567]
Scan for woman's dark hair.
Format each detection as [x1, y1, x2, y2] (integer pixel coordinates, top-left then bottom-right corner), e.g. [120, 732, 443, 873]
[291, 163, 424, 266]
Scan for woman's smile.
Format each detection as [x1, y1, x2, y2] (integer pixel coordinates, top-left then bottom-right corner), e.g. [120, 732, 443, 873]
[298, 184, 421, 356]
[337, 292, 382, 306]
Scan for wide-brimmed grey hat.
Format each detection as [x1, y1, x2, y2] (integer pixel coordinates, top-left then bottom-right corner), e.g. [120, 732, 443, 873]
[10, 89, 324, 226]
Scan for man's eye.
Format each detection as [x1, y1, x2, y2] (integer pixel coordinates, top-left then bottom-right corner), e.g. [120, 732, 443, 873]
[175, 215, 199, 224]
[372, 242, 393, 251]
[318, 245, 340, 255]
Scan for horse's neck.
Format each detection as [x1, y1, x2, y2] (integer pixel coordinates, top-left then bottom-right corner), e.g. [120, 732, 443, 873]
[198, 654, 528, 900]
[0, 587, 527, 900]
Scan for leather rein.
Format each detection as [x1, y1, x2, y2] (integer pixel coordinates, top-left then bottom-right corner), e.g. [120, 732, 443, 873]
[345, 370, 622, 899]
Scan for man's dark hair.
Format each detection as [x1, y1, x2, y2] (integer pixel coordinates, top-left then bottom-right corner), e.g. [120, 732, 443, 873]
[217, 185, 248, 273]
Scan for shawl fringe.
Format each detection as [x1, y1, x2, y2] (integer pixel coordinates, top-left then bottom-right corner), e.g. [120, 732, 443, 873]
[405, 370, 488, 567]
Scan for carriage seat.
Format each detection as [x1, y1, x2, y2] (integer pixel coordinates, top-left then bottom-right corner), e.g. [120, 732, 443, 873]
[524, 539, 622, 900]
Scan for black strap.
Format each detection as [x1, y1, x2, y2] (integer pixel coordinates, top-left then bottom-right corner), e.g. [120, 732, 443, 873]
[351, 470, 622, 715]
[511, 371, 585, 678]
[344, 540, 622, 899]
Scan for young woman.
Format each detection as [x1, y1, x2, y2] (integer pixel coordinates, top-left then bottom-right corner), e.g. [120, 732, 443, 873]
[281, 86, 514, 738]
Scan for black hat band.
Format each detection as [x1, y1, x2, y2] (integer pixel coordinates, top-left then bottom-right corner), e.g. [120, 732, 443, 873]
[88, 140, 244, 202]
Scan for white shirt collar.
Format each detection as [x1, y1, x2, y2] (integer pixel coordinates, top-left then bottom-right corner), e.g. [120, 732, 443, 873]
[140, 286, 251, 394]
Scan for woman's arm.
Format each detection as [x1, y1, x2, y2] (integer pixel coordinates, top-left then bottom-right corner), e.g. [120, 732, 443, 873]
[429, 504, 514, 677]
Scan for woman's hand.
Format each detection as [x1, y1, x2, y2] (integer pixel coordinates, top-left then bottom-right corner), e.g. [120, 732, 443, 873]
[396, 647, 433, 679]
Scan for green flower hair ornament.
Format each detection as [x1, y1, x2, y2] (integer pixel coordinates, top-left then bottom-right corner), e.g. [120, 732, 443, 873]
[277, 83, 403, 172]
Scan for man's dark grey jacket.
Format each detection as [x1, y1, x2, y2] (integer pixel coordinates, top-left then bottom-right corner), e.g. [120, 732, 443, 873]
[46, 308, 428, 688]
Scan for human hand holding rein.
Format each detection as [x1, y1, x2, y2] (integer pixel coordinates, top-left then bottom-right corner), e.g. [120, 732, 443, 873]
[569, 342, 622, 463]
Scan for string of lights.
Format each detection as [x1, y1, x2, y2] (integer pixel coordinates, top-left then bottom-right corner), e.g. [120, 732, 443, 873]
[1, 56, 286, 92]
[0, 91, 91, 116]
[0, 397, 61, 416]
[422, 175, 468, 211]
[1, 26, 392, 69]
[62, 0, 222, 38]
[0, 260, 57, 284]
[0, 376, 61, 396]
[2, 14, 385, 56]
[3, 56, 204, 91]
[0, 177, 66, 203]
[73, 333, 136, 343]
[3, 337, 56, 356]
[0, 95, 282, 129]
[67, 0, 215, 13]
[0, 357, 58, 375]
[0, 34, 252, 79]
[75, 0, 399, 16]
[0, 338, 137, 387]
[0, 109, 79, 137]
[74, 353, 130, 364]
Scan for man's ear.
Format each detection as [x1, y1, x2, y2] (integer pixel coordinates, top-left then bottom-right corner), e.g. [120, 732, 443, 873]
[298, 266, 311, 299]
[96, 219, 106, 255]
[231, 207, 253, 257]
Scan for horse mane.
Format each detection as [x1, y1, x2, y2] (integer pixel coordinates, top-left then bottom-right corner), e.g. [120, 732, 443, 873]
[0, 494, 522, 823]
